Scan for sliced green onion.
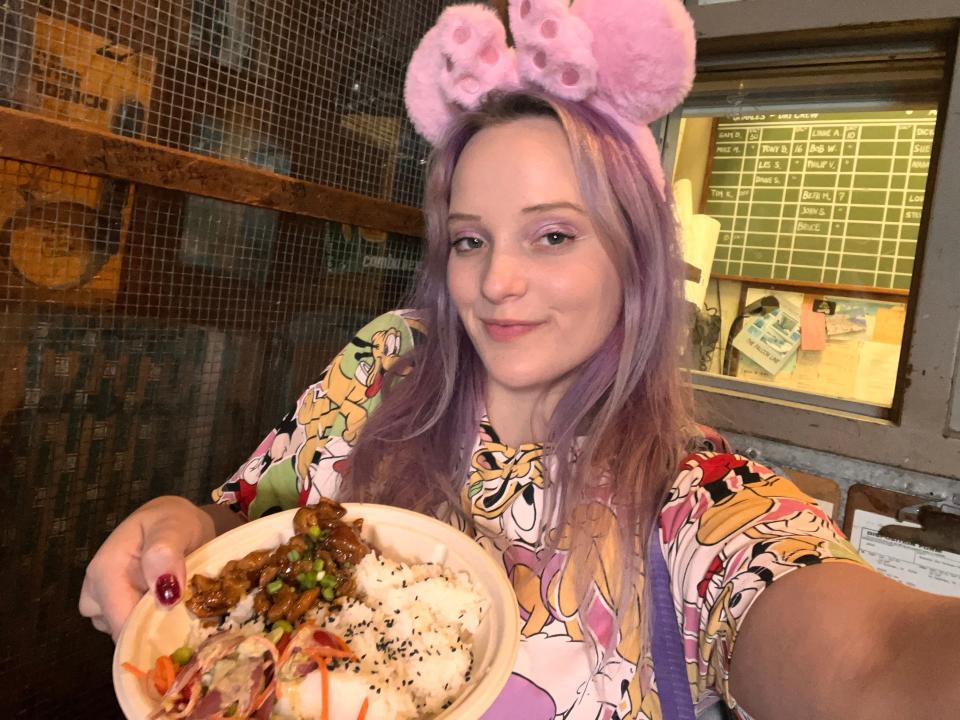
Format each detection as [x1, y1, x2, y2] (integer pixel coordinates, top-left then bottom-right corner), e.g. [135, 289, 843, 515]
[266, 626, 284, 645]
[272, 619, 293, 634]
[170, 646, 193, 665]
[312, 558, 325, 573]
[287, 549, 301, 562]
[320, 573, 337, 588]
[307, 525, 321, 539]
[266, 579, 284, 594]
[321, 586, 335, 601]
[300, 574, 317, 590]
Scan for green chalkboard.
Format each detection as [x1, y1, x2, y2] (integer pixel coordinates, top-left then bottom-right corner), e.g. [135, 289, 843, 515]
[704, 110, 936, 290]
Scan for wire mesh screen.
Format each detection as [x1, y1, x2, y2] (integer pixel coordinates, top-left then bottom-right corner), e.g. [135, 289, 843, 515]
[1, 0, 446, 207]
[0, 1, 449, 714]
[1, 159, 425, 715]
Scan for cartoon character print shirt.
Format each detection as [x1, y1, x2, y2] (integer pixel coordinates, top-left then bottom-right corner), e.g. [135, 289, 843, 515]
[213, 311, 870, 720]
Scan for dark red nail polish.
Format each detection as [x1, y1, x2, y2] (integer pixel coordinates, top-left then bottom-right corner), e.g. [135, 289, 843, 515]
[155, 573, 180, 605]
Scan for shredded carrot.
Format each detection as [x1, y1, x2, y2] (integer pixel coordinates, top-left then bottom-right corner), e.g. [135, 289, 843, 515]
[357, 697, 370, 720]
[153, 655, 177, 695]
[319, 660, 330, 720]
[252, 681, 276, 712]
[121, 662, 148, 680]
[276, 624, 354, 709]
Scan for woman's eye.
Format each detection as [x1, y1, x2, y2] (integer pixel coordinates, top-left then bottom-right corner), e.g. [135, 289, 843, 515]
[451, 236, 485, 253]
[539, 231, 575, 247]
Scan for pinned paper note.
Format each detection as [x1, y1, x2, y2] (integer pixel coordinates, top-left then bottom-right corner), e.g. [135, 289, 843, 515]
[855, 340, 900, 405]
[731, 307, 802, 375]
[873, 305, 907, 345]
[674, 179, 694, 227]
[674, 180, 720, 308]
[800, 296, 827, 351]
[825, 301, 868, 338]
[791, 339, 860, 399]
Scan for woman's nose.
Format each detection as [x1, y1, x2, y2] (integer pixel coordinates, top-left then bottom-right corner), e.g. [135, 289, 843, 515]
[481, 244, 527, 303]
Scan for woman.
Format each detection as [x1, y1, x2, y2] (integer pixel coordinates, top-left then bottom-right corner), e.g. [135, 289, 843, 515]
[81, 1, 960, 718]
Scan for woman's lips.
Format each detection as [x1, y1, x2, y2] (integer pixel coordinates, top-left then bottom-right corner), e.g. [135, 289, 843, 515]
[482, 320, 543, 342]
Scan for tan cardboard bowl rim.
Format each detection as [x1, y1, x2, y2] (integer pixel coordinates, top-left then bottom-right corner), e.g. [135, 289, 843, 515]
[113, 503, 520, 719]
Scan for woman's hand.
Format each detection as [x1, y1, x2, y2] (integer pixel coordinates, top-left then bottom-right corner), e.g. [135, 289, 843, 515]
[78, 496, 216, 641]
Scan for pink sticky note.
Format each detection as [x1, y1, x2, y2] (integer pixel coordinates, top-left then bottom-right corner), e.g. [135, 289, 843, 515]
[801, 297, 827, 351]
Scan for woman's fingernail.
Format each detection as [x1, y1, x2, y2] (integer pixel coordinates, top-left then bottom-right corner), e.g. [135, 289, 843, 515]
[155, 573, 181, 605]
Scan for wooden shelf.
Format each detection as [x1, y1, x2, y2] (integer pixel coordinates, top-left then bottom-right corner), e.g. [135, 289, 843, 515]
[0, 106, 425, 238]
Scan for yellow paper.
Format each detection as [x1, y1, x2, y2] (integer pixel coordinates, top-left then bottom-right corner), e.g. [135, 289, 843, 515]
[854, 341, 901, 406]
[790, 341, 861, 399]
[873, 306, 907, 345]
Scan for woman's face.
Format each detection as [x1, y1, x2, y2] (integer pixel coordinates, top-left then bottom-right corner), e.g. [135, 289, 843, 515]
[446, 116, 623, 401]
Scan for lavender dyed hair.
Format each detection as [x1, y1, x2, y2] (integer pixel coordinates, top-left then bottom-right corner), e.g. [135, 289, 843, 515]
[348, 90, 692, 645]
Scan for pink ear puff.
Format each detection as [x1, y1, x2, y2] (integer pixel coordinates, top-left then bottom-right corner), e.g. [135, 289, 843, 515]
[405, 23, 460, 144]
[572, 0, 696, 124]
[509, 0, 597, 101]
[405, 4, 519, 143]
[590, 97, 668, 197]
[435, 5, 520, 110]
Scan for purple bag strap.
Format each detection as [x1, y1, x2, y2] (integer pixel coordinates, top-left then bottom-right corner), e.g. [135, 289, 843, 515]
[648, 528, 697, 720]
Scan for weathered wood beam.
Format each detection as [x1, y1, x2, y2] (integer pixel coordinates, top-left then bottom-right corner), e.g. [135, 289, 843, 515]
[0, 106, 425, 238]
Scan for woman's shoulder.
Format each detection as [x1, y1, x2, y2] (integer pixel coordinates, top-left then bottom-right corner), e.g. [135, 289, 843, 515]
[675, 450, 771, 483]
[668, 450, 805, 501]
[351, 309, 426, 345]
[311, 309, 428, 404]
[324, 309, 428, 369]
[660, 450, 836, 546]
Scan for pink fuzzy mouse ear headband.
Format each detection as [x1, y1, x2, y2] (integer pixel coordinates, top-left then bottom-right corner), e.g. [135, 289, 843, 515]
[403, 0, 696, 192]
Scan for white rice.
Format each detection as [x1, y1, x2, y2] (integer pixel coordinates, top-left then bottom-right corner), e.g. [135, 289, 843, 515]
[273, 552, 487, 719]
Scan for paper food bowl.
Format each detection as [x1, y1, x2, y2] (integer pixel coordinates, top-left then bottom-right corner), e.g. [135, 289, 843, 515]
[114, 503, 520, 719]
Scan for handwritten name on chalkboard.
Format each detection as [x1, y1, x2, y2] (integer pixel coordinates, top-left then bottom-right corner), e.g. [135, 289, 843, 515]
[705, 111, 935, 290]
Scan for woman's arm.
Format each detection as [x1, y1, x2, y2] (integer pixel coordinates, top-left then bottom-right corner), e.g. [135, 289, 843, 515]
[729, 562, 960, 719]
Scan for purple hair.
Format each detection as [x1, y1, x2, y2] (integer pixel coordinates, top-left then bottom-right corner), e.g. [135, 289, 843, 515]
[348, 90, 692, 650]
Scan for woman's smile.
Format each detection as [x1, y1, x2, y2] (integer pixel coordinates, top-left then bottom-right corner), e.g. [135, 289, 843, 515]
[481, 319, 546, 342]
